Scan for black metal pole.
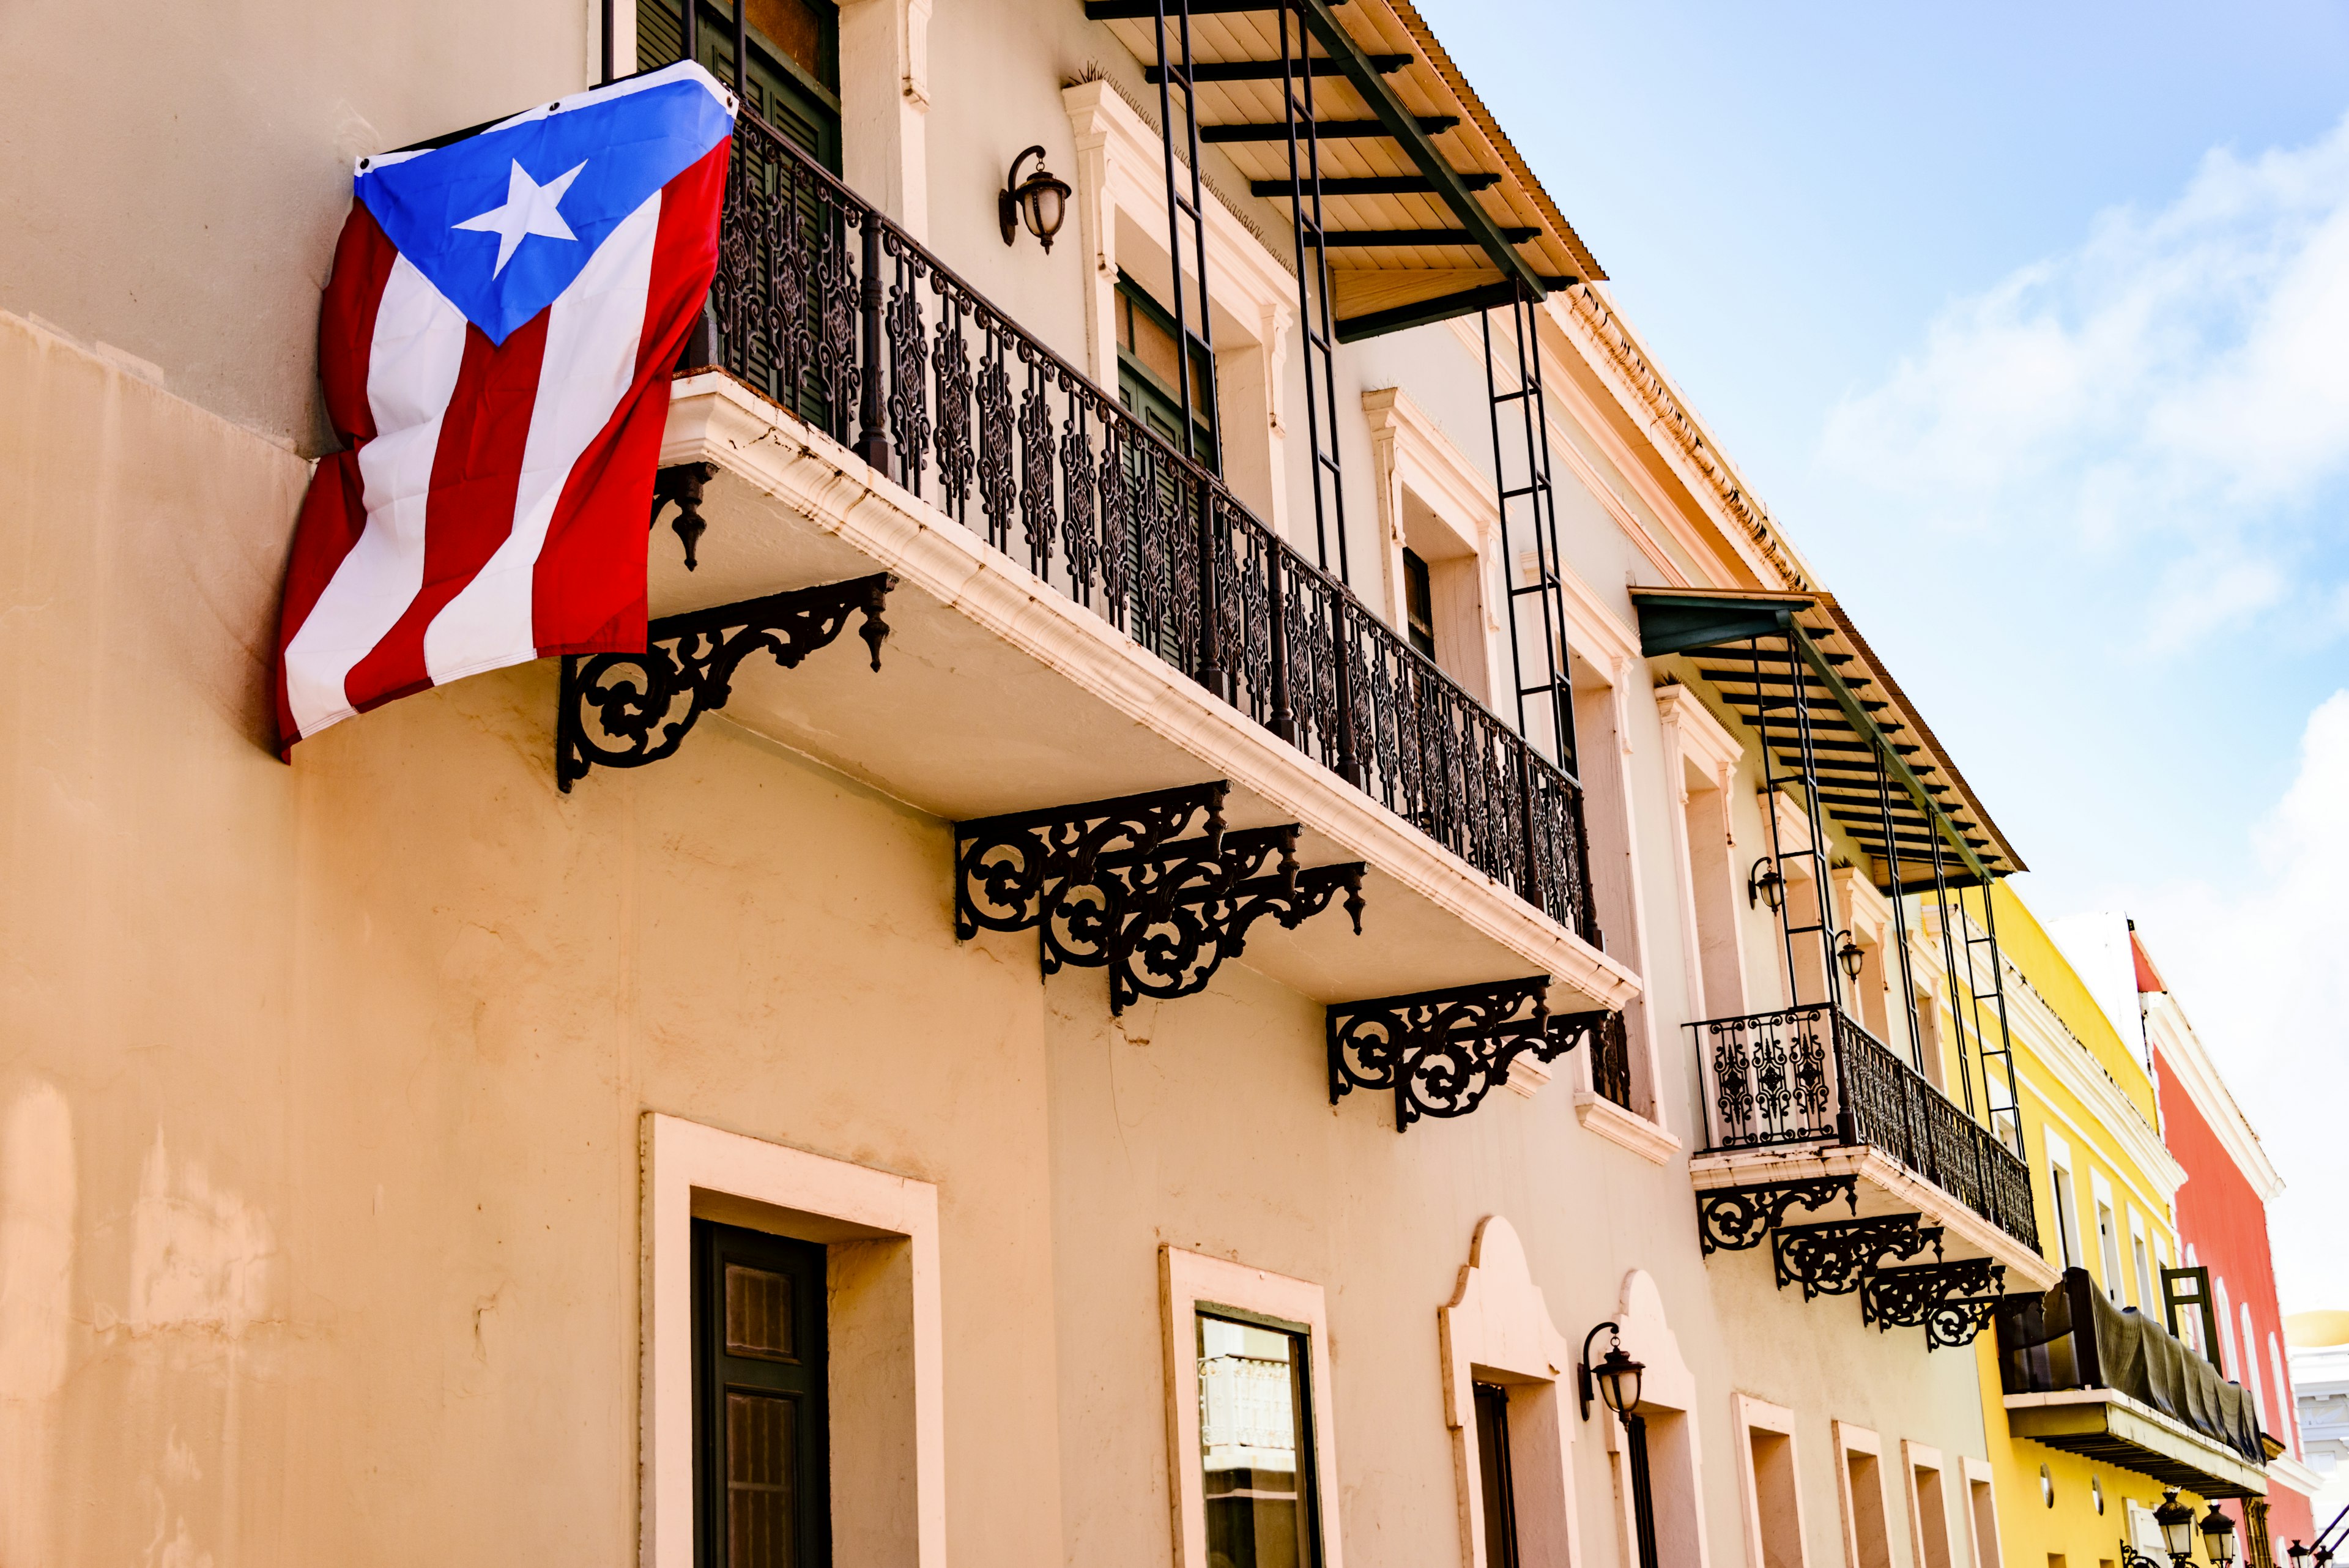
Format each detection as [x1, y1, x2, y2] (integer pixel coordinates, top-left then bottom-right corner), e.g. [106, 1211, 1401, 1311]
[732, 0, 748, 92]
[600, 0, 615, 82]
[681, 0, 698, 64]
[854, 220, 891, 473]
[1625, 1412, 1662, 1568]
[1268, 550, 1295, 741]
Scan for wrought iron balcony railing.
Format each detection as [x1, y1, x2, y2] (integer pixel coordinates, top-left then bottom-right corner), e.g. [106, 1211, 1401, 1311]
[1692, 1003, 2039, 1250]
[697, 108, 1598, 942]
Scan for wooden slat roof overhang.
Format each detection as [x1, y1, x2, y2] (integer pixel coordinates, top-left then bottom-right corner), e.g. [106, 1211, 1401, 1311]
[1630, 587, 2026, 893]
[1084, 0, 1606, 340]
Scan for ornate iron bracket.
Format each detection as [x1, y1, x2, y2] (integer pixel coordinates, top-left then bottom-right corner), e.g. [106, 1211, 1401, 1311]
[1861, 1257, 2006, 1348]
[953, 782, 1366, 1013]
[1694, 1177, 1858, 1255]
[1327, 979, 1617, 1131]
[555, 573, 894, 791]
[652, 461, 719, 570]
[1772, 1216, 1944, 1300]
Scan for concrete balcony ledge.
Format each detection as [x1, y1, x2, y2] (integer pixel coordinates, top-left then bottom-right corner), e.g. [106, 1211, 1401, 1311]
[649, 371, 1641, 1014]
[2002, 1388, 2268, 1499]
[1690, 1143, 2061, 1290]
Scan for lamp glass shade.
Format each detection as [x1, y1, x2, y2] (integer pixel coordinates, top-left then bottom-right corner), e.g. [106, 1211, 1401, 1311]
[1594, 1345, 1643, 1415]
[1019, 173, 1070, 247]
[2199, 1506, 2236, 1568]
[2155, 1492, 2197, 1558]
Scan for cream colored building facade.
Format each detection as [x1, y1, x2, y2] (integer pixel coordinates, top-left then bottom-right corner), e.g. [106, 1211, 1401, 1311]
[0, 2, 2063, 1566]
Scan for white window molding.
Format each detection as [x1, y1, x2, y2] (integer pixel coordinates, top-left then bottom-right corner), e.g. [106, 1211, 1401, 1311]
[1601, 1271, 1715, 1568]
[1900, 1440, 1955, 1568]
[1543, 581, 1669, 1135]
[1061, 80, 1296, 534]
[1731, 1393, 1813, 1568]
[639, 1112, 944, 1568]
[1161, 1246, 1346, 1568]
[840, 0, 932, 236]
[1831, 1421, 1894, 1568]
[1959, 1457, 2000, 1568]
[1439, 1216, 1584, 1568]
[1362, 385, 1508, 707]
[1655, 682, 1750, 1023]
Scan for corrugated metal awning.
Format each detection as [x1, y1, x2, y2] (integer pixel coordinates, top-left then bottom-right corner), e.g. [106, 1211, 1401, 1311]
[1085, 0, 1604, 340]
[1631, 587, 2025, 891]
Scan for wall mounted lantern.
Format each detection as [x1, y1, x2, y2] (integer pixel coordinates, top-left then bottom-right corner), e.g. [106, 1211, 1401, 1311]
[1746, 857, 1784, 913]
[999, 145, 1072, 252]
[1835, 931, 1865, 981]
[2287, 1543, 2312, 1568]
[2200, 1504, 2238, 1568]
[2155, 1490, 2199, 1566]
[1576, 1320, 1644, 1422]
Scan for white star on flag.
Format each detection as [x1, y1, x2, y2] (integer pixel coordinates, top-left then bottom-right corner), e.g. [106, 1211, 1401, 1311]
[453, 158, 588, 276]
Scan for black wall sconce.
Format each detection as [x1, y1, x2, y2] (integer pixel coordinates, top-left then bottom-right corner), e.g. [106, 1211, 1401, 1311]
[1576, 1321, 1644, 1422]
[1000, 145, 1072, 252]
[1835, 930, 1865, 982]
[1746, 857, 1784, 913]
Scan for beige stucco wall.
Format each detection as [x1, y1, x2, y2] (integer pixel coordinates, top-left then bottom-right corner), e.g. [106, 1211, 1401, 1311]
[0, 1, 2009, 1561]
[1, 302, 1992, 1567]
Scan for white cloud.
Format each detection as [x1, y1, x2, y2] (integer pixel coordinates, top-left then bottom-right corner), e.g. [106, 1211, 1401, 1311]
[1821, 114, 2349, 651]
[2080, 690, 2349, 1310]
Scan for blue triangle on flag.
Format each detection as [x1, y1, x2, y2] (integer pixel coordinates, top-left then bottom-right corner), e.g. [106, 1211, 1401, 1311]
[355, 62, 737, 346]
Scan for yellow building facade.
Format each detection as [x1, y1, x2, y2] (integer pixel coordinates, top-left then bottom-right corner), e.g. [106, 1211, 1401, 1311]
[1957, 886, 2211, 1567]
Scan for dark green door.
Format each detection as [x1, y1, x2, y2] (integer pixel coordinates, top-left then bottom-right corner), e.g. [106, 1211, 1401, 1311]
[693, 1219, 829, 1568]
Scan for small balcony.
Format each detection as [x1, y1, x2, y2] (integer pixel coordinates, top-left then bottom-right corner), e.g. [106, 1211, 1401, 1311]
[1687, 1003, 2055, 1347]
[591, 100, 1635, 1063]
[1995, 1266, 2269, 1499]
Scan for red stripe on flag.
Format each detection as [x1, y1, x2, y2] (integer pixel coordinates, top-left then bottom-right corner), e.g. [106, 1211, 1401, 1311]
[318, 204, 400, 446]
[343, 310, 552, 713]
[529, 138, 731, 655]
[272, 203, 400, 756]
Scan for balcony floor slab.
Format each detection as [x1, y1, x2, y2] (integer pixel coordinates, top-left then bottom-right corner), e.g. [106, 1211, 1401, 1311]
[644, 373, 1640, 1014]
[1691, 1143, 2060, 1290]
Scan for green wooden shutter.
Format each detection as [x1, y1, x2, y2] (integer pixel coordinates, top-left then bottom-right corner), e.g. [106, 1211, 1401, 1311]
[693, 1219, 830, 1568]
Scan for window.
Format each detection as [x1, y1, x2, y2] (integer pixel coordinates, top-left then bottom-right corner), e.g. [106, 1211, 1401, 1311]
[1402, 547, 1437, 660]
[1839, 1435, 1893, 1568]
[640, 0, 842, 169]
[1963, 1458, 2001, 1568]
[1658, 686, 1750, 1023]
[1474, 1384, 1523, 1568]
[2096, 1198, 2124, 1303]
[1905, 1444, 1953, 1568]
[1734, 1395, 1808, 1568]
[1116, 273, 1217, 469]
[642, 1114, 943, 1568]
[2046, 1136, 2084, 1272]
[1163, 1248, 1341, 1568]
[2131, 1216, 2155, 1312]
[1198, 1310, 1321, 1568]
[695, 1220, 829, 1568]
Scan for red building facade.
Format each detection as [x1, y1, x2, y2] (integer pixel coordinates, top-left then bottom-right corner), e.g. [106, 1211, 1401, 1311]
[2140, 930, 2317, 1556]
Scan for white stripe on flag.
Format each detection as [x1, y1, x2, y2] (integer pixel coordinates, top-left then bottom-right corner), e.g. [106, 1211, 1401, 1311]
[283, 256, 469, 738]
[422, 190, 662, 683]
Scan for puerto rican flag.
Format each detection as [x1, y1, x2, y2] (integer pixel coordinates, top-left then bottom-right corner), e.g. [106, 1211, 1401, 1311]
[273, 61, 737, 754]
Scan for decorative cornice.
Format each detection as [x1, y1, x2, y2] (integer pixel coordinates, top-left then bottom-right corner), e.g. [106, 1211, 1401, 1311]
[1553, 283, 1815, 592]
[2143, 994, 2284, 1200]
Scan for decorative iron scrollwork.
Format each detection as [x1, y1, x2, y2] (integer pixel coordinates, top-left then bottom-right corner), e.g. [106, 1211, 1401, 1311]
[1694, 1177, 1858, 1255]
[651, 461, 719, 571]
[1771, 1216, 1943, 1300]
[555, 573, 894, 791]
[1327, 979, 1617, 1131]
[1861, 1257, 2006, 1348]
[952, 782, 1365, 1013]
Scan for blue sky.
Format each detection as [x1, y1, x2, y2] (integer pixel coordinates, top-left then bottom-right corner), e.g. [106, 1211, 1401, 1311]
[1433, 2, 2349, 1310]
